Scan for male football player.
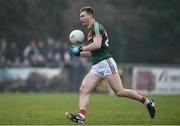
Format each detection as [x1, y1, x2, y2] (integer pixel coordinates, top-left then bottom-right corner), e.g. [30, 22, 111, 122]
[65, 6, 156, 124]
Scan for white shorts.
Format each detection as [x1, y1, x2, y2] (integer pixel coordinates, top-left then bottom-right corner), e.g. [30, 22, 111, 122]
[90, 58, 118, 77]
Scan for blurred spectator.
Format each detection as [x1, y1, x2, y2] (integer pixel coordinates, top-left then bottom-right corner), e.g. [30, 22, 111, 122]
[53, 52, 62, 67]
[5, 42, 19, 66]
[38, 40, 46, 57]
[0, 38, 7, 55]
[23, 40, 38, 60]
[52, 41, 63, 67]
[0, 55, 7, 67]
[23, 40, 45, 67]
[44, 37, 63, 67]
[0, 38, 7, 67]
[45, 37, 56, 66]
[37, 40, 46, 66]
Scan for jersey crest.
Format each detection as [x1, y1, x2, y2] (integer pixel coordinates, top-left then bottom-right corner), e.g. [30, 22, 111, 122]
[87, 31, 93, 42]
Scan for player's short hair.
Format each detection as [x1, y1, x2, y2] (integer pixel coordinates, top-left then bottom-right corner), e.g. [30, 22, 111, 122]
[80, 6, 95, 18]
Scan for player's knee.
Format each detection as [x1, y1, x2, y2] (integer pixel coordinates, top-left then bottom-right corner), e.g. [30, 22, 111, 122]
[79, 86, 88, 95]
[115, 90, 127, 97]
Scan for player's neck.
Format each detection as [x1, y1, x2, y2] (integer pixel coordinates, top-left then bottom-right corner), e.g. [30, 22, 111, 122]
[87, 19, 95, 29]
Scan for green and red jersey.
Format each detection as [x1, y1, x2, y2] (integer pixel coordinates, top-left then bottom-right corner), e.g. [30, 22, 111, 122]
[87, 21, 111, 65]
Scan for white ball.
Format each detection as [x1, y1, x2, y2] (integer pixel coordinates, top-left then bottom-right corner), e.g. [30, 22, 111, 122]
[69, 30, 84, 44]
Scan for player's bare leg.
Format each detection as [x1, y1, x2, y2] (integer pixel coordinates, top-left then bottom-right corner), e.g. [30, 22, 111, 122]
[65, 72, 103, 124]
[105, 73, 156, 119]
[79, 72, 103, 110]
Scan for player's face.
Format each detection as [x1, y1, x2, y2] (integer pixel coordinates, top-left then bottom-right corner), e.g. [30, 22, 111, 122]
[80, 11, 91, 26]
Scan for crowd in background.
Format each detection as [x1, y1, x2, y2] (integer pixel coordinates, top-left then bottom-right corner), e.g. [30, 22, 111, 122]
[0, 37, 91, 92]
[0, 37, 89, 68]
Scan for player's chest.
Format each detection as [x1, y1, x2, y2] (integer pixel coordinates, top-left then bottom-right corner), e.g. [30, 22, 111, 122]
[87, 31, 93, 44]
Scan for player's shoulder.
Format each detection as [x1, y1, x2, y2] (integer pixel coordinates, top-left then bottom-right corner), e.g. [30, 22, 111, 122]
[94, 21, 104, 29]
[93, 21, 105, 33]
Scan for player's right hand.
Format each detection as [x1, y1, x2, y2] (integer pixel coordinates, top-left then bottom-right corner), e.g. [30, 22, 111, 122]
[68, 45, 82, 56]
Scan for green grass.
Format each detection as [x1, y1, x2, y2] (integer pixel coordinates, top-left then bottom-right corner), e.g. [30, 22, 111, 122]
[0, 93, 180, 125]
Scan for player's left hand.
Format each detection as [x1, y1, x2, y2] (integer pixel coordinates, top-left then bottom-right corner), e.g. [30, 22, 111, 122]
[68, 45, 82, 56]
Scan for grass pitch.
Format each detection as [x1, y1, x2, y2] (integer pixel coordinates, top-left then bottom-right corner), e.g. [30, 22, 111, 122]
[0, 93, 180, 125]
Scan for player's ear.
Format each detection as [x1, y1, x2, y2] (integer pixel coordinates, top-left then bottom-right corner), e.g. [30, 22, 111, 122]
[90, 14, 94, 19]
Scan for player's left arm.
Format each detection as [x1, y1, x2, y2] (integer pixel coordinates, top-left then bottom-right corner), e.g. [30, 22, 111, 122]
[80, 51, 92, 57]
[81, 34, 102, 52]
[68, 26, 103, 56]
